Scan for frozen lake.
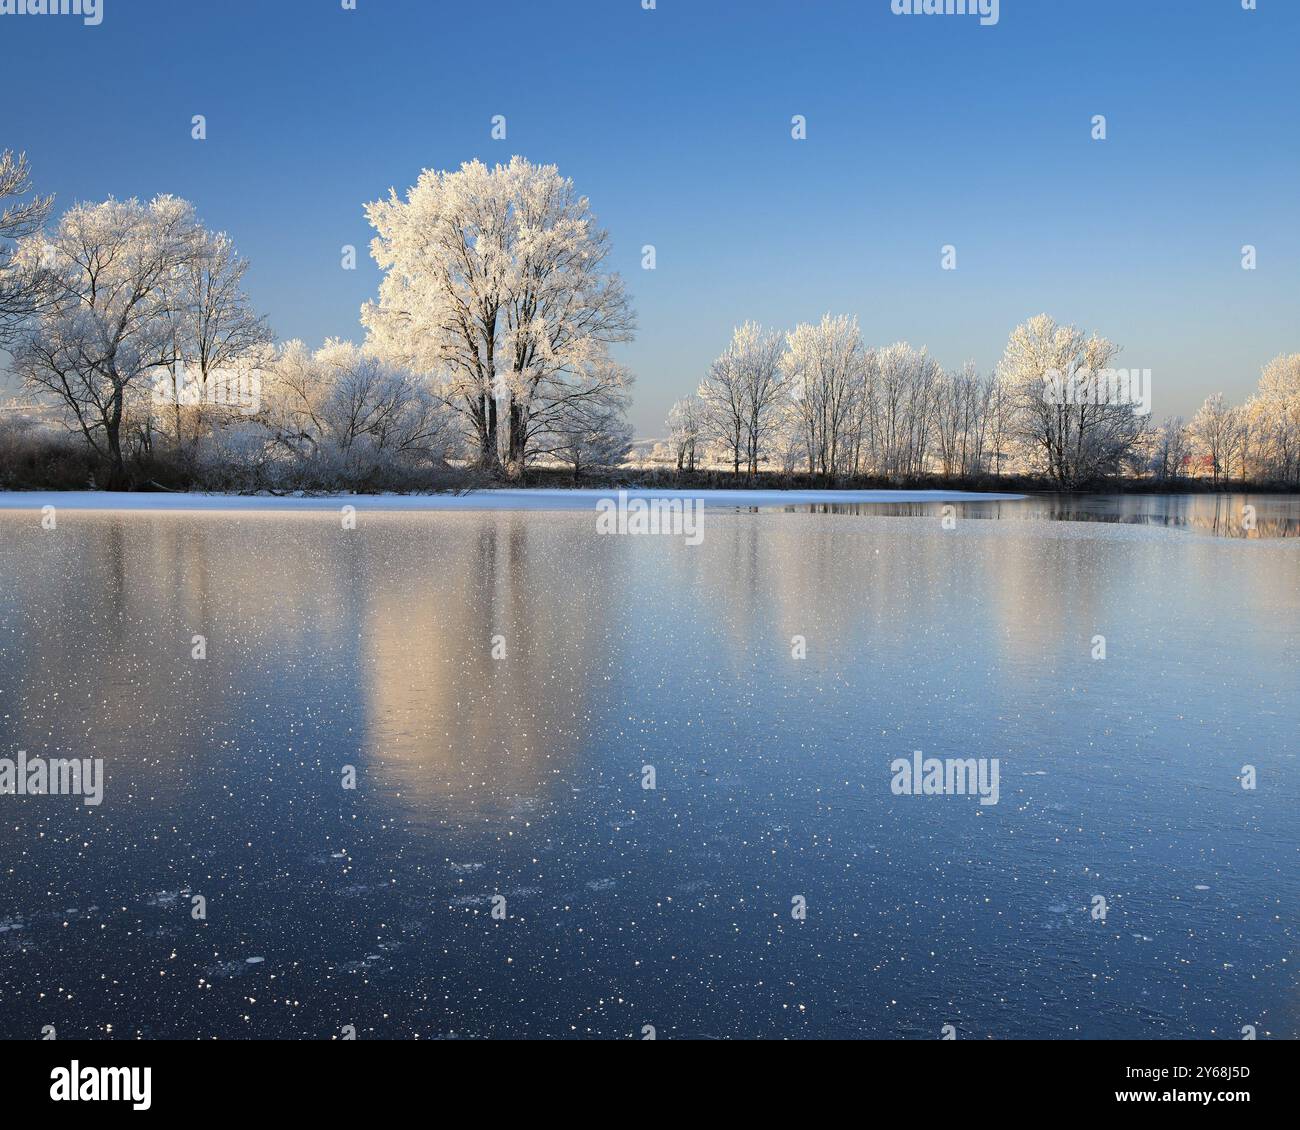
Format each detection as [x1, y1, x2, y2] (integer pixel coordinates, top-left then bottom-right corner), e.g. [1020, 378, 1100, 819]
[0, 497, 1297, 1038]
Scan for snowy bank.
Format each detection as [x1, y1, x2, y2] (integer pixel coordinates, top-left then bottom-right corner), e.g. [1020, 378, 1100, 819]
[0, 488, 1025, 514]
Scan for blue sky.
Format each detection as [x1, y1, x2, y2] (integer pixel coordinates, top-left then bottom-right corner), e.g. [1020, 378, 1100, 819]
[2, 0, 1296, 435]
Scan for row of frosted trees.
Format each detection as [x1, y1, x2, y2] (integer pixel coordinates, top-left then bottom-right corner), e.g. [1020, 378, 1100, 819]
[668, 313, 1300, 487]
[1177, 363, 1300, 484]
[0, 185, 464, 490]
[6, 143, 1298, 491]
[0, 152, 636, 489]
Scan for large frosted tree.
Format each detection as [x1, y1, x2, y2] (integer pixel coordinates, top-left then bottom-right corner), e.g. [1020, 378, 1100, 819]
[362, 157, 635, 472]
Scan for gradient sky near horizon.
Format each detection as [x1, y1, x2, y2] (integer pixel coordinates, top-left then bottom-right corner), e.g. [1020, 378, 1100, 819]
[2, 0, 1296, 436]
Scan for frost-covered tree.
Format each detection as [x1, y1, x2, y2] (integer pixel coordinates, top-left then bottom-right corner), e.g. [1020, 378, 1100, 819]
[260, 339, 459, 485]
[982, 370, 1013, 477]
[666, 395, 702, 472]
[1190, 393, 1238, 484]
[509, 355, 632, 472]
[997, 314, 1146, 485]
[12, 196, 204, 486]
[784, 315, 868, 478]
[0, 151, 53, 348]
[697, 322, 786, 476]
[362, 157, 635, 472]
[532, 357, 634, 476]
[737, 323, 787, 474]
[698, 337, 746, 475]
[865, 341, 940, 477]
[160, 230, 273, 449]
[1151, 415, 1191, 481]
[932, 361, 990, 479]
[541, 395, 633, 477]
[1252, 354, 1300, 484]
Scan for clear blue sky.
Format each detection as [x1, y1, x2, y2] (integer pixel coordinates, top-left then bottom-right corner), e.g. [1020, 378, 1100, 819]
[2, 0, 1296, 435]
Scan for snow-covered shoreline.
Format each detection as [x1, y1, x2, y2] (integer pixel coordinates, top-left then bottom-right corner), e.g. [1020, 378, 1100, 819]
[0, 488, 1026, 513]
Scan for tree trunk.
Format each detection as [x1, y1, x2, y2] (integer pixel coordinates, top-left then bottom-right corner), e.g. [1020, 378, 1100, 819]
[476, 396, 500, 471]
[105, 389, 128, 489]
[507, 400, 528, 467]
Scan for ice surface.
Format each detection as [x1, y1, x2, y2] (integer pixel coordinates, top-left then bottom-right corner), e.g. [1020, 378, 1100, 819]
[0, 504, 1295, 1039]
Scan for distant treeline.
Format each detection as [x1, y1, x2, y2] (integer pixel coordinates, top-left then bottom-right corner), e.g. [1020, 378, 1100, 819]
[665, 316, 1300, 491]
